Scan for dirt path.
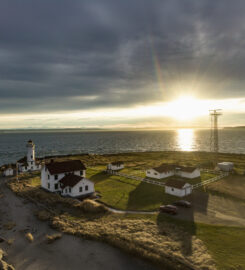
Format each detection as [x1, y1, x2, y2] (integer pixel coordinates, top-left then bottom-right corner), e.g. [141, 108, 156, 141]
[0, 178, 158, 270]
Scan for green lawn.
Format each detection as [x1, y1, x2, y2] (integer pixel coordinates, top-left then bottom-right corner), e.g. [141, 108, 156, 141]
[87, 168, 177, 210]
[154, 214, 245, 270]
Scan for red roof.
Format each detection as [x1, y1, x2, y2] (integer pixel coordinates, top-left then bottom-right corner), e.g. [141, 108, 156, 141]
[59, 174, 83, 188]
[46, 160, 86, 175]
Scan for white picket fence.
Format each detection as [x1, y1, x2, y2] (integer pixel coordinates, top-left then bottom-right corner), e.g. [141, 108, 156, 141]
[192, 172, 229, 189]
[106, 170, 166, 187]
[106, 170, 229, 189]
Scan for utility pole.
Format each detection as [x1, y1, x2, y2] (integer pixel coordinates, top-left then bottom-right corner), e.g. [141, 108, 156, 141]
[209, 109, 222, 165]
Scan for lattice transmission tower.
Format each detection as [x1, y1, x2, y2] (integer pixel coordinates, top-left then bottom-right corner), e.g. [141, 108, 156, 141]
[209, 109, 222, 164]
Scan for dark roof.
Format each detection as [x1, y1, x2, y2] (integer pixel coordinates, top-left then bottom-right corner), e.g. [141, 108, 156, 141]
[165, 178, 189, 189]
[111, 161, 124, 165]
[59, 174, 83, 188]
[46, 160, 86, 175]
[17, 156, 27, 163]
[152, 164, 197, 173]
[153, 164, 175, 173]
[176, 166, 197, 173]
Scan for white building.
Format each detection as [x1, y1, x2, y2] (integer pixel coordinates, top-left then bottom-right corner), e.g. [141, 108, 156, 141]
[175, 166, 201, 179]
[165, 178, 192, 197]
[3, 165, 15, 177]
[146, 164, 200, 180]
[41, 159, 94, 198]
[218, 162, 234, 172]
[107, 161, 124, 171]
[146, 164, 175, 179]
[17, 140, 41, 172]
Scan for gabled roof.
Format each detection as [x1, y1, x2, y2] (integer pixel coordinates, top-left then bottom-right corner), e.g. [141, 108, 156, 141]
[111, 161, 124, 166]
[59, 174, 83, 188]
[153, 164, 175, 173]
[46, 160, 86, 175]
[152, 164, 198, 174]
[165, 178, 189, 189]
[176, 166, 197, 173]
[17, 156, 27, 164]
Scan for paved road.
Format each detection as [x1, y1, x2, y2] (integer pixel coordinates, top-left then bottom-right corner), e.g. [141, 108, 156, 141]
[0, 178, 159, 270]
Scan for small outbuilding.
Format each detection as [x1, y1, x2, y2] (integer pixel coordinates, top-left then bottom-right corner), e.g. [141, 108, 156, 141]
[146, 164, 175, 179]
[107, 161, 124, 171]
[165, 178, 192, 197]
[146, 164, 200, 180]
[218, 162, 234, 172]
[3, 165, 15, 177]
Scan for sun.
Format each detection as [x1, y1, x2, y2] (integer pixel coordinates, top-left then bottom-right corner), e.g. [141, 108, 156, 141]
[164, 96, 207, 120]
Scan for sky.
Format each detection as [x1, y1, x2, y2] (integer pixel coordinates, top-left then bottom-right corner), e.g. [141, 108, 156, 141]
[1, 0, 245, 129]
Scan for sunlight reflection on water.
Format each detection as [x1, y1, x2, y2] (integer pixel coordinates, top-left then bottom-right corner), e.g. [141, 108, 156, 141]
[177, 129, 194, 151]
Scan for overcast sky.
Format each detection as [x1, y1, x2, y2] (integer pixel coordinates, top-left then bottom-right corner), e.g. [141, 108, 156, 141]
[1, 0, 245, 129]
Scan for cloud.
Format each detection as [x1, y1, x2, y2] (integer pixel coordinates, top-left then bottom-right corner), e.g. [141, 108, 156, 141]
[0, 0, 245, 118]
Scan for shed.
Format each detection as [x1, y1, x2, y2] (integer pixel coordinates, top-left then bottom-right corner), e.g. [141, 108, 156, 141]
[107, 161, 124, 171]
[218, 162, 234, 172]
[165, 178, 192, 197]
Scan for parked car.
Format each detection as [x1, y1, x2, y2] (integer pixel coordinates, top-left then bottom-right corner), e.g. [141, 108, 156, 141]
[159, 204, 178, 215]
[173, 200, 191, 208]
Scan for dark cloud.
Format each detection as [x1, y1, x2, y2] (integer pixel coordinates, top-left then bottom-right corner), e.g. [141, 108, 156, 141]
[0, 0, 245, 114]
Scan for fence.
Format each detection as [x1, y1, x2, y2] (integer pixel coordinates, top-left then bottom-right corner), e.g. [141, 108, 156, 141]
[106, 170, 166, 187]
[192, 172, 229, 189]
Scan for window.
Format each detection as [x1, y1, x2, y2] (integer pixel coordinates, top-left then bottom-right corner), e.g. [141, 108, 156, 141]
[80, 171, 83, 176]
[69, 187, 71, 193]
[85, 185, 88, 191]
[25, 166, 27, 170]
[31, 155, 33, 159]
[171, 188, 174, 191]
[48, 183, 50, 189]
[55, 184, 58, 190]
[147, 171, 150, 174]
[31, 161, 33, 165]
[154, 173, 157, 175]
[48, 174, 50, 180]
[79, 187, 83, 192]
[55, 175, 58, 180]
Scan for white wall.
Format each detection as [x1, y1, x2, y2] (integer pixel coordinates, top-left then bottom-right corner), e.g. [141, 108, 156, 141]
[27, 145, 35, 163]
[107, 164, 124, 171]
[61, 178, 94, 197]
[19, 162, 41, 173]
[165, 184, 192, 197]
[3, 168, 14, 176]
[176, 169, 200, 179]
[146, 169, 174, 179]
[41, 165, 86, 193]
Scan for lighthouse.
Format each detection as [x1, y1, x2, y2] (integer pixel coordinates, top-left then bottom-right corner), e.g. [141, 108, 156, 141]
[26, 139, 35, 164]
[17, 139, 41, 173]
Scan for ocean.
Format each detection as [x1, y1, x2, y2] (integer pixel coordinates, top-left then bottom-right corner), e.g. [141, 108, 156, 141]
[0, 129, 245, 166]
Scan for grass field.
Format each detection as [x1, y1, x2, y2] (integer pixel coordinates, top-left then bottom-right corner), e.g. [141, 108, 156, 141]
[87, 168, 177, 210]
[86, 167, 218, 210]
[14, 152, 245, 270]
[155, 214, 245, 270]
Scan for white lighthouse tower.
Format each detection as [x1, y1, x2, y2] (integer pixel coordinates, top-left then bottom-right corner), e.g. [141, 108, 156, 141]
[27, 139, 35, 164]
[17, 139, 41, 173]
